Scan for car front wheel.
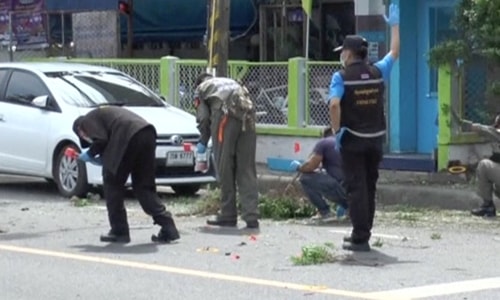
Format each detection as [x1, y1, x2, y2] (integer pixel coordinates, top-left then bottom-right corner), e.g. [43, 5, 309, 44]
[54, 145, 90, 198]
[171, 184, 201, 196]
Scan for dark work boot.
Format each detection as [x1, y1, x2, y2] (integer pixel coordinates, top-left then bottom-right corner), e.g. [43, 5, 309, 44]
[152, 217, 180, 243]
[342, 241, 371, 252]
[206, 216, 237, 227]
[245, 220, 259, 229]
[471, 202, 496, 217]
[100, 230, 131, 243]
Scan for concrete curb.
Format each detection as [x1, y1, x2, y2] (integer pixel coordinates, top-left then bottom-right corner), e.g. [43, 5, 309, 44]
[255, 173, 478, 211]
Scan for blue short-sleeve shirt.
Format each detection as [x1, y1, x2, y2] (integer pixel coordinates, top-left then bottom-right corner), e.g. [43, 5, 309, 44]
[327, 53, 395, 104]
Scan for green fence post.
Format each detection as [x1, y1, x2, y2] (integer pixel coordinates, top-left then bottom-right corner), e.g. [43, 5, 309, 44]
[160, 56, 179, 105]
[437, 64, 452, 171]
[287, 57, 306, 128]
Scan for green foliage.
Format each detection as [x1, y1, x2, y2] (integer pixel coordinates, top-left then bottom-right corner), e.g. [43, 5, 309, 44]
[290, 243, 336, 266]
[372, 238, 384, 248]
[192, 188, 222, 216]
[258, 194, 316, 220]
[428, 40, 470, 69]
[431, 233, 442, 240]
[429, 0, 500, 67]
[192, 188, 316, 220]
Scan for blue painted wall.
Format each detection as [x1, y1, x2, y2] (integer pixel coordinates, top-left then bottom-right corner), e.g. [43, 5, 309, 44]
[389, 0, 418, 153]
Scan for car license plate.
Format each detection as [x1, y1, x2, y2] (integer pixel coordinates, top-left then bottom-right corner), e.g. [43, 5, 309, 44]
[166, 151, 194, 166]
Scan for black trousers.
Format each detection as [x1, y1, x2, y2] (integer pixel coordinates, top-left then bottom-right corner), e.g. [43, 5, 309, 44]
[102, 127, 173, 234]
[340, 133, 383, 244]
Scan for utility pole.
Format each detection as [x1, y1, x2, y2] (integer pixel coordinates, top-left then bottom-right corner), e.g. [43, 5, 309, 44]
[207, 0, 230, 77]
[126, 0, 134, 58]
[119, 0, 134, 57]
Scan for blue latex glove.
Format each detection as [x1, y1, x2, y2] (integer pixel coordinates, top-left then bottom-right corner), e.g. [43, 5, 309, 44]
[335, 127, 347, 151]
[383, 3, 399, 26]
[78, 151, 92, 163]
[90, 156, 103, 166]
[336, 205, 347, 218]
[196, 143, 206, 154]
[288, 160, 301, 172]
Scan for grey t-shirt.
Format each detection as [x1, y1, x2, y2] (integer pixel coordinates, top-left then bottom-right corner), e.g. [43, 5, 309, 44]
[313, 137, 344, 181]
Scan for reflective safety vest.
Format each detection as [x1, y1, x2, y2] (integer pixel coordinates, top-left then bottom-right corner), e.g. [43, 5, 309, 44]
[339, 62, 386, 138]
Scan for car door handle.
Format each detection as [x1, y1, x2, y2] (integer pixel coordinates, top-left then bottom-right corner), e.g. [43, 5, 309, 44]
[0, 114, 4, 122]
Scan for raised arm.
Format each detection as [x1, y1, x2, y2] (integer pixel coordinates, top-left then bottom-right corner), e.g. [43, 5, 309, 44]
[374, 3, 400, 82]
[386, 3, 400, 60]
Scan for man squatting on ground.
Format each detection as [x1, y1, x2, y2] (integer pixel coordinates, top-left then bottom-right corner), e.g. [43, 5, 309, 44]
[193, 73, 260, 229]
[467, 115, 500, 218]
[327, 3, 400, 252]
[73, 106, 180, 243]
[288, 127, 348, 222]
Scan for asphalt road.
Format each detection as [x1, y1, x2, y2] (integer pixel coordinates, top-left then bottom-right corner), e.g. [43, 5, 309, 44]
[1, 175, 500, 300]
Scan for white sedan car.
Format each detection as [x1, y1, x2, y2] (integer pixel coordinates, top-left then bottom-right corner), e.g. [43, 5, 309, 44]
[0, 62, 216, 197]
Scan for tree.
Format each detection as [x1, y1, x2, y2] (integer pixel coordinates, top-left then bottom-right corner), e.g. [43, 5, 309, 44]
[429, 0, 500, 122]
[429, 0, 500, 67]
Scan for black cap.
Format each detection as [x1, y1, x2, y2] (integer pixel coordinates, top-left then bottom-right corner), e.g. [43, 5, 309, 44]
[72, 116, 91, 149]
[333, 35, 368, 52]
[195, 73, 214, 87]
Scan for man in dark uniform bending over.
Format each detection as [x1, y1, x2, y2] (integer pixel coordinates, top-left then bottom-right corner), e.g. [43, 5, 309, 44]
[73, 106, 180, 243]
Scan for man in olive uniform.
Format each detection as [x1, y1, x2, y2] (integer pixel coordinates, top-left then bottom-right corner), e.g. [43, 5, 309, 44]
[72, 106, 180, 243]
[467, 115, 500, 217]
[327, 3, 400, 252]
[193, 73, 259, 229]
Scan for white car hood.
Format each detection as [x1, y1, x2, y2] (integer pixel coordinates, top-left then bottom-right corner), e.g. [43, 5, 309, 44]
[127, 106, 199, 135]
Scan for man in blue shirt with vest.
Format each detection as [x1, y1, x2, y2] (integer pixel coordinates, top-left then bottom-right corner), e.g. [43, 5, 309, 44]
[327, 3, 400, 252]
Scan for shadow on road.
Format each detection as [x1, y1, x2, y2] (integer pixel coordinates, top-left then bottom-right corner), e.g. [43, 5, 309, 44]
[299, 219, 352, 227]
[71, 243, 160, 254]
[0, 179, 63, 200]
[0, 232, 46, 241]
[196, 225, 260, 236]
[0, 225, 110, 241]
[0, 175, 197, 204]
[338, 249, 420, 267]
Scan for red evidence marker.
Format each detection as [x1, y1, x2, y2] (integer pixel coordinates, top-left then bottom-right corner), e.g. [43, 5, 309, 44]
[183, 142, 192, 152]
[64, 148, 78, 159]
[294, 142, 301, 153]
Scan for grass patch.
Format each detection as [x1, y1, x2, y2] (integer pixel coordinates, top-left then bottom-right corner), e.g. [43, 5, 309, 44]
[431, 233, 442, 240]
[191, 188, 222, 216]
[70, 196, 92, 207]
[394, 211, 420, 222]
[258, 193, 315, 220]
[385, 204, 430, 222]
[291, 243, 336, 266]
[70, 193, 101, 207]
[190, 187, 316, 220]
[372, 238, 384, 248]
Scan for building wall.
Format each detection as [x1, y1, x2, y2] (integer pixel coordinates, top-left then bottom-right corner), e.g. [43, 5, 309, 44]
[448, 144, 492, 166]
[389, 0, 418, 153]
[354, 0, 387, 60]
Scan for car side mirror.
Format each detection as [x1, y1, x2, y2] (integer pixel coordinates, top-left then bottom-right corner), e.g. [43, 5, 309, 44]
[32, 95, 49, 108]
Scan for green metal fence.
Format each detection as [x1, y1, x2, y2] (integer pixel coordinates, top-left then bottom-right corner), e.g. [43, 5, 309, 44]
[31, 56, 346, 137]
[48, 58, 162, 94]
[307, 62, 342, 127]
[437, 56, 500, 170]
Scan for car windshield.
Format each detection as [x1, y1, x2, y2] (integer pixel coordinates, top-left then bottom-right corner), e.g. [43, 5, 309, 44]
[44, 71, 166, 107]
